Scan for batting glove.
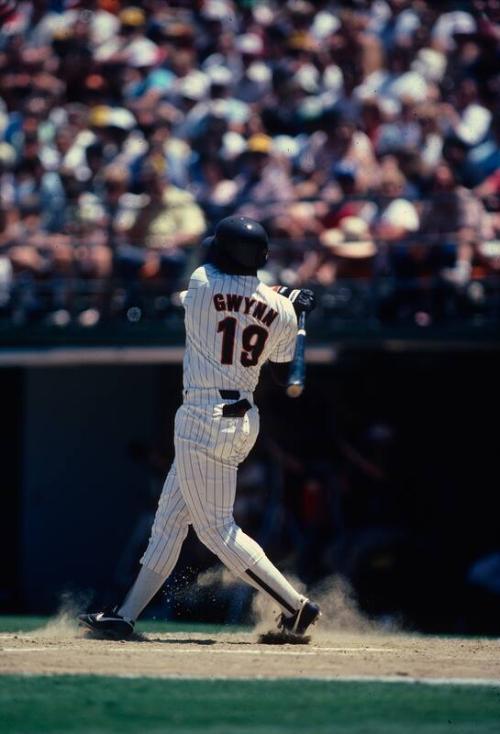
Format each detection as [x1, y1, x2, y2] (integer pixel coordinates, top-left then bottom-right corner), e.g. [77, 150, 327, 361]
[273, 286, 316, 316]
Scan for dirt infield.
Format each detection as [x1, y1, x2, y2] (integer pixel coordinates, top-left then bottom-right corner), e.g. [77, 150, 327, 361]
[1, 625, 499, 682]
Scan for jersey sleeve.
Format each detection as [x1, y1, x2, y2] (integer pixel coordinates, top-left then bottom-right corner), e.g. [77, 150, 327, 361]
[181, 267, 208, 314]
[268, 304, 297, 363]
[188, 266, 210, 289]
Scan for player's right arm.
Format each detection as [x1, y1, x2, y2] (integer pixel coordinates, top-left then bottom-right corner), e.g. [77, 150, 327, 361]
[181, 266, 209, 308]
[268, 361, 291, 387]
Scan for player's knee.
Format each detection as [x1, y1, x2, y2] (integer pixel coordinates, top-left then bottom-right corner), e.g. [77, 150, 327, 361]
[195, 520, 238, 554]
[146, 509, 189, 548]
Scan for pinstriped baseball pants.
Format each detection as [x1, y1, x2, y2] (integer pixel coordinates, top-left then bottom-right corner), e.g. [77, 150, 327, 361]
[140, 390, 304, 615]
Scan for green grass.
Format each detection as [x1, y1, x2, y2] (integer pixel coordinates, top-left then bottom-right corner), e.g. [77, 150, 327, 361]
[0, 676, 499, 734]
[0, 614, 247, 635]
[0, 616, 50, 633]
[2, 616, 499, 733]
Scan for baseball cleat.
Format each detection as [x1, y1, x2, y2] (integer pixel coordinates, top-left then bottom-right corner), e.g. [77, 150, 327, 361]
[78, 608, 134, 639]
[278, 599, 321, 636]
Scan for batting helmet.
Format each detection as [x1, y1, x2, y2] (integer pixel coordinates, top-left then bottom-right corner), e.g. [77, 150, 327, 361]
[208, 216, 269, 270]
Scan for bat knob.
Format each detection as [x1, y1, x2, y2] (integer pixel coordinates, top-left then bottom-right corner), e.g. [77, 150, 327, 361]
[286, 383, 303, 398]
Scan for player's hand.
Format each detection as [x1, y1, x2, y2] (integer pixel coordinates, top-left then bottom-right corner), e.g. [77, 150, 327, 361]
[272, 286, 316, 316]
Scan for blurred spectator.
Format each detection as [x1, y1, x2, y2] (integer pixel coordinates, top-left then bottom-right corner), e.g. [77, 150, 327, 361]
[298, 107, 379, 195]
[188, 153, 237, 223]
[419, 162, 493, 286]
[297, 216, 377, 287]
[0, 0, 498, 325]
[440, 78, 492, 147]
[373, 162, 420, 244]
[233, 133, 295, 220]
[124, 158, 205, 251]
[110, 157, 205, 291]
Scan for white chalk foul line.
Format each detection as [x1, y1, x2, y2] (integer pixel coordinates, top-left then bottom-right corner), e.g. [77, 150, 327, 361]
[2, 648, 55, 652]
[104, 646, 400, 655]
[110, 675, 500, 687]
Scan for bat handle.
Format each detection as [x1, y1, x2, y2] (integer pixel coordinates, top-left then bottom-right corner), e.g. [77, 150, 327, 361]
[286, 312, 307, 398]
[296, 310, 306, 334]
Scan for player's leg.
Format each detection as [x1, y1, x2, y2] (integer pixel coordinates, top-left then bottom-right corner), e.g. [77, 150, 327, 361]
[175, 408, 310, 621]
[79, 461, 190, 637]
[119, 461, 191, 621]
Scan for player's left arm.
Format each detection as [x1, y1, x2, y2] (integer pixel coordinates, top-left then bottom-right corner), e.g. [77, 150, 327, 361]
[267, 287, 316, 385]
[271, 286, 316, 318]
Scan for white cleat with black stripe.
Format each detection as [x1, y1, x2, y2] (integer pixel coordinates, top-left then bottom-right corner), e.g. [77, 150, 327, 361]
[78, 608, 134, 639]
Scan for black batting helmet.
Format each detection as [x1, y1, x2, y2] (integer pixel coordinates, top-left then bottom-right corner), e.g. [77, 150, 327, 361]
[208, 215, 269, 270]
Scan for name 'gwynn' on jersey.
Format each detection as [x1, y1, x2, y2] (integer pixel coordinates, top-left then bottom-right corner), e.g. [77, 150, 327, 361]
[181, 264, 298, 392]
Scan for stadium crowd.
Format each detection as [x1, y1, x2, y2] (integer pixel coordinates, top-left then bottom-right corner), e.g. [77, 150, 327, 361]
[0, 0, 499, 325]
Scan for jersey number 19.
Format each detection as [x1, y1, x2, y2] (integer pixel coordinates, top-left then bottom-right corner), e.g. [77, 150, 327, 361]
[217, 317, 268, 367]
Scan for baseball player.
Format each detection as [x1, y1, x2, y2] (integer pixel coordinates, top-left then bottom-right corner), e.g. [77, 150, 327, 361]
[79, 216, 320, 639]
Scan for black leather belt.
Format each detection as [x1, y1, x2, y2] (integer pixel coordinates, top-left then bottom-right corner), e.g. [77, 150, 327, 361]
[219, 390, 252, 417]
[219, 390, 241, 400]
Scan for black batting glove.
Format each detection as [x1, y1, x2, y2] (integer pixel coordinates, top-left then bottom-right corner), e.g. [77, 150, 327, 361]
[275, 287, 316, 317]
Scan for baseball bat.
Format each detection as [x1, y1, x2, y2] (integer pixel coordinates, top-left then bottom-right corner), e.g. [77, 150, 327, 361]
[286, 311, 307, 398]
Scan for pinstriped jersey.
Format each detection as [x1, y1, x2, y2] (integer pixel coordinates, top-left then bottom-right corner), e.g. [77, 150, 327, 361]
[181, 264, 297, 392]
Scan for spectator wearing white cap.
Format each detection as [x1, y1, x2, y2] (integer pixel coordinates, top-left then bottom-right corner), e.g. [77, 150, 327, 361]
[168, 71, 211, 140]
[367, 0, 422, 50]
[92, 7, 157, 66]
[232, 34, 273, 105]
[431, 10, 477, 52]
[174, 65, 250, 143]
[33, 0, 119, 50]
[467, 114, 500, 188]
